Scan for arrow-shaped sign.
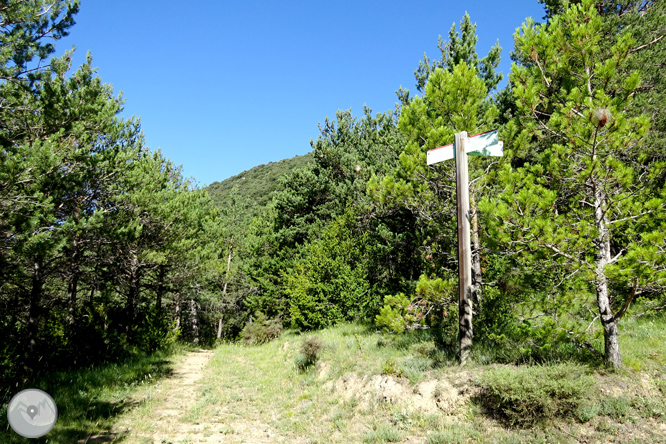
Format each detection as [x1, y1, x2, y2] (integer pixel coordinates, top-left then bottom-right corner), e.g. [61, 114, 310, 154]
[427, 129, 503, 165]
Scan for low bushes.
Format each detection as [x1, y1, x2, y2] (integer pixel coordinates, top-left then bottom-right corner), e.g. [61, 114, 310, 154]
[294, 336, 323, 371]
[240, 312, 283, 345]
[476, 363, 596, 426]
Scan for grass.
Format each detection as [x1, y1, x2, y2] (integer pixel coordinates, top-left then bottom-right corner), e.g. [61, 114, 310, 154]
[4, 316, 665, 443]
[0, 343, 192, 444]
[166, 320, 666, 442]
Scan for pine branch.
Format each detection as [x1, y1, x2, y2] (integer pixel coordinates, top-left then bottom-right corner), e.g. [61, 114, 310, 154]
[631, 34, 665, 53]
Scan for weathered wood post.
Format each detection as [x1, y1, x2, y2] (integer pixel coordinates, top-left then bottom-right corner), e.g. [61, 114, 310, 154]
[427, 129, 503, 366]
[454, 132, 473, 365]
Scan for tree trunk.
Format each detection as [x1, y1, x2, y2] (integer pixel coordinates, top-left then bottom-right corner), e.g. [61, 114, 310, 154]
[66, 239, 80, 326]
[190, 299, 199, 344]
[126, 255, 141, 332]
[156, 265, 166, 313]
[470, 193, 483, 311]
[26, 255, 44, 372]
[67, 273, 79, 325]
[88, 281, 95, 313]
[593, 184, 622, 369]
[217, 237, 234, 341]
[174, 298, 181, 332]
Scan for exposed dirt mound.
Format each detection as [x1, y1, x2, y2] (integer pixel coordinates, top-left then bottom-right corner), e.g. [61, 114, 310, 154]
[322, 372, 469, 414]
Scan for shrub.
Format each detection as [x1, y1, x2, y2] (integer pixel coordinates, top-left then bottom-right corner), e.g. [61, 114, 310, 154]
[363, 423, 402, 443]
[240, 312, 283, 345]
[382, 358, 401, 377]
[295, 336, 323, 371]
[375, 293, 410, 333]
[599, 396, 630, 420]
[375, 275, 457, 335]
[477, 363, 596, 426]
[284, 209, 376, 330]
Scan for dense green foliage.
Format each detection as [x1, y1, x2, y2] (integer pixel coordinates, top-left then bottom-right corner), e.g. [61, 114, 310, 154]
[204, 153, 313, 217]
[285, 208, 376, 329]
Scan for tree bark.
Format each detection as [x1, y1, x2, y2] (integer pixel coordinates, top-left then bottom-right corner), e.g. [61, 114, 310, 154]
[156, 265, 166, 313]
[470, 193, 483, 311]
[174, 298, 181, 332]
[217, 236, 234, 340]
[593, 183, 622, 369]
[190, 299, 199, 344]
[66, 238, 80, 326]
[26, 255, 44, 372]
[126, 255, 141, 332]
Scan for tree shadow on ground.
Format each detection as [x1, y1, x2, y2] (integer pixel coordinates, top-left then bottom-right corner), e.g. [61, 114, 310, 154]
[0, 349, 177, 444]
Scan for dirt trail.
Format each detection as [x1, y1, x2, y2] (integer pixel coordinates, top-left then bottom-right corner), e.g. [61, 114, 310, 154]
[96, 349, 216, 444]
[143, 349, 215, 443]
[82, 348, 290, 444]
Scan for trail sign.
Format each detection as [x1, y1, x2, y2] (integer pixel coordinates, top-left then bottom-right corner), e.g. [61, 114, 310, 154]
[426, 129, 503, 165]
[426, 130, 503, 365]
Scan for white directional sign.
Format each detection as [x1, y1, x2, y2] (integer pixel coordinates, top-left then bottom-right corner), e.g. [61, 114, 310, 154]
[427, 129, 503, 165]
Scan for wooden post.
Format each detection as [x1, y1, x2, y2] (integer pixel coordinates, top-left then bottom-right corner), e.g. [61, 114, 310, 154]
[455, 131, 473, 365]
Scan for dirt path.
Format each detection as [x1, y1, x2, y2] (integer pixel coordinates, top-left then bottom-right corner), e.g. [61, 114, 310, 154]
[112, 349, 217, 444]
[147, 349, 215, 441]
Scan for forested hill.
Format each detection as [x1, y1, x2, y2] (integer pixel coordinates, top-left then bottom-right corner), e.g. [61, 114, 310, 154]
[204, 152, 313, 212]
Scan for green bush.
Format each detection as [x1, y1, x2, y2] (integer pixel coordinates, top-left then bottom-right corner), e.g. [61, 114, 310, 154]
[363, 423, 402, 443]
[382, 358, 401, 377]
[477, 363, 596, 426]
[284, 209, 376, 330]
[240, 312, 283, 345]
[375, 293, 411, 333]
[295, 336, 323, 371]
[599, 396, 630, 420]
[135, 305, 180, 352]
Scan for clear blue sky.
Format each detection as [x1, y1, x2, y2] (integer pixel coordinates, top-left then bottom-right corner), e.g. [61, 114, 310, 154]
[58, 1, 546, 186]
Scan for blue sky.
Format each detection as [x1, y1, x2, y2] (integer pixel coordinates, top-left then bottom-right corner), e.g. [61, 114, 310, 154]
[58, 1, 546, 186]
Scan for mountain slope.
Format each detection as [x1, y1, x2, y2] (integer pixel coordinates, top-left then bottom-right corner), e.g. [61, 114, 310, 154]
[204, 152, 313, 212]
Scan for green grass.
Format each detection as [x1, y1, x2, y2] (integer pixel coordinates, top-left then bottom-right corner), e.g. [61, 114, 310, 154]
[0, 344, 191, 444]
[179, 320, 665, 442]
[362, 423, 402, 443]
[617, 315, 666, 373]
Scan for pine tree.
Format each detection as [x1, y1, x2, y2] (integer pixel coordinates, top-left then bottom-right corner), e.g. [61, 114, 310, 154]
[413, 12, 502, 96]
[482, 0, 662, 368]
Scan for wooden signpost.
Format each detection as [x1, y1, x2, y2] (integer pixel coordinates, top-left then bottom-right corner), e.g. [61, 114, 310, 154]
[427, 130, 503, 365]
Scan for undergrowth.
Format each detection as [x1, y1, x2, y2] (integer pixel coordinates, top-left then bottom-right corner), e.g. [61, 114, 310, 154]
[476, 363, 596, 427]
